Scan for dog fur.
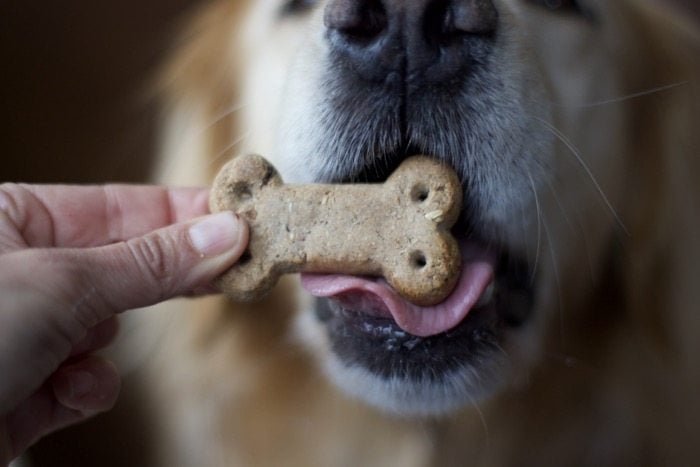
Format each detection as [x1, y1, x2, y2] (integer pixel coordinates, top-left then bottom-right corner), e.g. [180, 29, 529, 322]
[132, 0, 700, 465]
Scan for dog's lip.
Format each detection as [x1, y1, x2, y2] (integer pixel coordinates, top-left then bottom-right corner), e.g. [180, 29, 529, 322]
[301, 240, 497, 337]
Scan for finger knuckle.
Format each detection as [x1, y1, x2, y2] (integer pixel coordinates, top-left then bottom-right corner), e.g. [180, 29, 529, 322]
[0, 184, 53, 248]
[126, 233, 179, 297]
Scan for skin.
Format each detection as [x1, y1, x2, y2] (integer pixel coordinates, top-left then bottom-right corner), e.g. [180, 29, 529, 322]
[0, 184, 249, 464]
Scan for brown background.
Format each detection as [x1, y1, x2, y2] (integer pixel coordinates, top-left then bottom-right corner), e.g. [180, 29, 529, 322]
[1, 0, 698, 185]
[0, 0, 198, 185]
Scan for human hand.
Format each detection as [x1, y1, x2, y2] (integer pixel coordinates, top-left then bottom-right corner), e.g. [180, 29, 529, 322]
[0, 184, 248, 463]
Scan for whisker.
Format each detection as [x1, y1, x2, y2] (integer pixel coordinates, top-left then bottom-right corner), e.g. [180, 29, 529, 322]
[533, 116, 630, 236]
[544, 179, 596, 284]
[157, 102, 249, 183]
[543, 178, 574, 232]
[454, 364, 490, 446]
[207, 132, 252, 168]
[517, 193, 531, 272]
[491, 341, 511, 360]
[199, 102, 248, 134]
[527, 171, 542, 284]
[466, 391, 490, 450]
[574, 212, 597, 285]
[558, 81, 689, 109]
[541, 210, 565, 345]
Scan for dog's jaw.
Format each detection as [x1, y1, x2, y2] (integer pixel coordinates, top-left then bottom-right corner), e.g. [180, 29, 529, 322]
[323, 347, 511, 417]
[292, 297, 515, 417]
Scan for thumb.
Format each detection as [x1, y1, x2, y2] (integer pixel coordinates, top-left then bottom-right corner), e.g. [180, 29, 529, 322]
[82, 210, 248, 313]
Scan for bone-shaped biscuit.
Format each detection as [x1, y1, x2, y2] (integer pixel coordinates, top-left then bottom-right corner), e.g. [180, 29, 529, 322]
[210, 154, 462, 306]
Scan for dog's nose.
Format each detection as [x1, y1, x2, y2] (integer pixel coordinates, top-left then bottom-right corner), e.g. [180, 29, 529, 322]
[324, 0, 498, 83]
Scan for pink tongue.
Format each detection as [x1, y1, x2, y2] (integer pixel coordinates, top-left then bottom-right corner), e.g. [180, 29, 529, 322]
[301, 242, 496, 337]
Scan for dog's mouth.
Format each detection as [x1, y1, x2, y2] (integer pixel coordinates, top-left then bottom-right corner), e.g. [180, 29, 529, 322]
[299, 148, 534, 343]
[301, 240, 496, 337]
[301, 239, 532, 343]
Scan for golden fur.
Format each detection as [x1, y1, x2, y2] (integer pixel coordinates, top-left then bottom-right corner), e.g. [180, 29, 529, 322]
[127, 0, 700, 465]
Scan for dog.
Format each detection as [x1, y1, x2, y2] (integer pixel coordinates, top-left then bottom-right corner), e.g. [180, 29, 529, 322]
[119, 0, 700, 465]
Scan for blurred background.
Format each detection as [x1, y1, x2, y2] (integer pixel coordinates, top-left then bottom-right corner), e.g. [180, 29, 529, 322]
[1, 0, 698, 465]
[1, 0, 699, 186]
[0, 0, 200, 185]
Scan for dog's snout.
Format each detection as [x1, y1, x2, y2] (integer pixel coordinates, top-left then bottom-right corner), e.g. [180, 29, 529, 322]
[324, 0, 498, 83]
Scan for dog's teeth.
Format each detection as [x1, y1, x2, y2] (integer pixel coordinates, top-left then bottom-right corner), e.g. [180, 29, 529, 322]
[476, 283, 496, 308]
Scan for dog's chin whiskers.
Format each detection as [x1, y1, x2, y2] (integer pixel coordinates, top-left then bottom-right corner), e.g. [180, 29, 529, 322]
[464, 385, 491, 449]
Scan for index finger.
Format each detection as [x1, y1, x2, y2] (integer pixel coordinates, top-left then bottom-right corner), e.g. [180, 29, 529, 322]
[0, 184, 211, 249]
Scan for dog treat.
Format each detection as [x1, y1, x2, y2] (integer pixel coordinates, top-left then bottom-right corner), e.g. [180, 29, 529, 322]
[210, 154, 463, 305]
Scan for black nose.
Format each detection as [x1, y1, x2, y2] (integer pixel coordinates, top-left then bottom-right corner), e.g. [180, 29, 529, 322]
[324, 0, 498, 84]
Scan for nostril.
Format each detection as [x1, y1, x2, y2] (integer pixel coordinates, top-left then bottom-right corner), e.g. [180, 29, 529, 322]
[425, 0, 498, 45]
[452, 0, 498, 35]
[324, 0, 388, 41]
[424, 0, 452, 45]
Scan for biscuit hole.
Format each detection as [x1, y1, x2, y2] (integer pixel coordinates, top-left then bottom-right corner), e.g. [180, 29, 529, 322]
[411, 184, 430, 203]
[237, 248, 252, 265]
[233, 183, 252, 201]
[410, 251, 427, 270]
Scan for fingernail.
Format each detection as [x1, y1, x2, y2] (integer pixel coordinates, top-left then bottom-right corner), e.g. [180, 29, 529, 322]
[188, 212, 243, 256]
[66, 371, 97, 399]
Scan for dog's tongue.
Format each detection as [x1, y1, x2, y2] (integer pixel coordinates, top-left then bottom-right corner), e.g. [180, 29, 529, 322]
[301, 242, 496, 337]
